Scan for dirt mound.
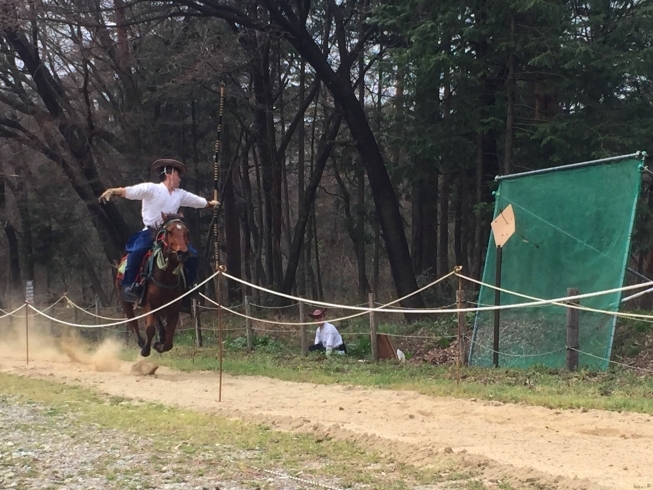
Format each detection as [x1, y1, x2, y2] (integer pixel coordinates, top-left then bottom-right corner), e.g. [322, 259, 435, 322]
[131, 360, 159, 376]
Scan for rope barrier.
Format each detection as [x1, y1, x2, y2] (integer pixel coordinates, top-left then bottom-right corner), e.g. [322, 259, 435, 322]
[13, 267, 653, 335]
[469, 339, 567, 358]
[570, 347, 653, 375]
[199, 302, 244, 311]
[222, 270, 653, 314]
[201, 294, 371, 326]
[0, 304, 26, 320]
[39, 295, 67, 313]
[221, 270, 459, 314]
[27, 271, 220, 328]
[458, 273, 653, 320]
[62, 297, 124, 321]
[250, 301, 298, 309]
[0, 294, 68, 318]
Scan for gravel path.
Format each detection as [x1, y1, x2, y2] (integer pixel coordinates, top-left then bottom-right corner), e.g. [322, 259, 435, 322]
[0, 395, 339, 490]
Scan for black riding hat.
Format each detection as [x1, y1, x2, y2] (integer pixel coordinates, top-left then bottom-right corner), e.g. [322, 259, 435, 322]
[151, 159, 187, 177]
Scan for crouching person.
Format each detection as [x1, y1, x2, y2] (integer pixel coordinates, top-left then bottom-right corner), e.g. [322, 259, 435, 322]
[307, 308, 346, 355]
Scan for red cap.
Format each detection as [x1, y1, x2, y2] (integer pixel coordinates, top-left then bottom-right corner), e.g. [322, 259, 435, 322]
[309, 308, 327, 318]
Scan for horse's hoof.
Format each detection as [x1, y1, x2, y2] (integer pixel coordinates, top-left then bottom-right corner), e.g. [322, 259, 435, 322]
[140, 347, 151, 357]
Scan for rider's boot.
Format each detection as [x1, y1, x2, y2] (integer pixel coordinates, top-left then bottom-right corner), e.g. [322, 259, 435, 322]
[121, 283, 142, 303]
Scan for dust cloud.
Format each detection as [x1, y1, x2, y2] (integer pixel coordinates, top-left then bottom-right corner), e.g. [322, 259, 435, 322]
[0, 315, 126, 372]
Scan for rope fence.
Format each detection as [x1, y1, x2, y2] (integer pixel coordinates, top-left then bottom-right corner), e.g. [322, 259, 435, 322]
[3, 267, 653, 373]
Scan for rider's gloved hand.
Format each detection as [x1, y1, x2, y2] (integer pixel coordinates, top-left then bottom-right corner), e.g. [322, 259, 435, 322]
[99, 188, 119, 203]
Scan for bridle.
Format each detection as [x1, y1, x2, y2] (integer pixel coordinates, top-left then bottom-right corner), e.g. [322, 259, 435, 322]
[149, 218, 190, 290]
[157, 219, 189, 258]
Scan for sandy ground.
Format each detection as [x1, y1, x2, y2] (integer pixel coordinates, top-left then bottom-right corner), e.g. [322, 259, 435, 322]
[1, 335, 653, 490]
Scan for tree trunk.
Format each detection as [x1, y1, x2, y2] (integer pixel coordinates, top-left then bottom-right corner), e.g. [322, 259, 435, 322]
[4, 28, 129, 262]
[411, 173, 438, 277]
[0, 173, 21, 299]
[251, 145, 267, 289]
[504, 16, 515, 175]
[356, 0, 369, 302]
[411, 180, 424, 276]
[239, 140, 254, 298]
[437, 174, 451, 277]
[454, 175, 464, 270]
[281, 113, 343, 295]
[222, 122, 242, 304]
[314, 200, 323, 300]
[261, 0, 424, 311]
[251, 52, 276, 289]
[13, 167, 34, 282]
[297, 60, 307, 296]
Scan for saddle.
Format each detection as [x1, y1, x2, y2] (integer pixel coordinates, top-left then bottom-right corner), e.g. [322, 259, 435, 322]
[116, 230, 187, 306]
[115, 249, 155, 291]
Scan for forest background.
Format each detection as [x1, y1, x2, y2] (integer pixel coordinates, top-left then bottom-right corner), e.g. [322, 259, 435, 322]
[1, 0, 653, 314]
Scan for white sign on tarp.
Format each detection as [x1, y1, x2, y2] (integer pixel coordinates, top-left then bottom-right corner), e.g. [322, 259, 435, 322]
[490, 204, 516, 248]
[25, 280, 34, 303]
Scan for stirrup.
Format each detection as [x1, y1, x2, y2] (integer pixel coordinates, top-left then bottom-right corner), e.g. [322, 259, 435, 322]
[121, 284, 141, 303]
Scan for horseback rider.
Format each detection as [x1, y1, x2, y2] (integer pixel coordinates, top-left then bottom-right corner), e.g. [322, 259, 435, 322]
[98, 158, 218, 303]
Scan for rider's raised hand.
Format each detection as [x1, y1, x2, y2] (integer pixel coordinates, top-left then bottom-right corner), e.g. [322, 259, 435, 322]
[206, 199, 220, 208]
[99, 188, 122, 203]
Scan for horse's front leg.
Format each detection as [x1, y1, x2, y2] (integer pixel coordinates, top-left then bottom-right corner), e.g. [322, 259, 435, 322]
[156, 317, 166, 345]
[122, 300, 145, 349]
[141, 309, 156, 357]
[154, 311, 179, 353]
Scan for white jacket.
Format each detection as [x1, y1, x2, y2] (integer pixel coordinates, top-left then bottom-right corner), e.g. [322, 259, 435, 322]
[314, 322, 343, 349]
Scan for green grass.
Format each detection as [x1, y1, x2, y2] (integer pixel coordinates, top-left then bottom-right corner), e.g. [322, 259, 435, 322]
[0, 373, 456, 490]
[82, 310, 653, 418]
[111, 318, 653, 416]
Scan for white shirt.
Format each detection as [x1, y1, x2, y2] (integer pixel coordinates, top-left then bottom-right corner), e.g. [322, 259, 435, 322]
[124, 183, 208, 228]
[314, 322, 343, 349]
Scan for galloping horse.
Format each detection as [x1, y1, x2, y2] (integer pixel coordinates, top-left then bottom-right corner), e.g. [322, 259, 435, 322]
[117, 213, 190, 357]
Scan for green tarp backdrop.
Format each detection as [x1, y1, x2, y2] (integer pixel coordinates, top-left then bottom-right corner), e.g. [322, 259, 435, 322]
[470, 156, 643, 370]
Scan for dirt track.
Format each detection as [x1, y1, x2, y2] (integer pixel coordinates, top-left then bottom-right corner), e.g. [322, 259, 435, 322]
[1, 340, 653, 490]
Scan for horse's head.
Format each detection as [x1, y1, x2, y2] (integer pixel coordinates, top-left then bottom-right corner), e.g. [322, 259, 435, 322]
[159, 212, 190, 263]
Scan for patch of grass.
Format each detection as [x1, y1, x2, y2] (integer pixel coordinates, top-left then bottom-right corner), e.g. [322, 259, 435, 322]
[466, 480, 488, 490]
[0, 373, 463, 490]
[497, 481, 518, 490]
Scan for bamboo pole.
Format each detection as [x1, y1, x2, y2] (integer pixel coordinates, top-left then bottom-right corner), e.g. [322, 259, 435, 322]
[25, 302, 29, 366]
[213, 83, 226, 402]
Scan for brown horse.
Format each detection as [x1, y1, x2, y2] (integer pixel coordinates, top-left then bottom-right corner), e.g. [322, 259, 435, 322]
[116, 213, 190, 357]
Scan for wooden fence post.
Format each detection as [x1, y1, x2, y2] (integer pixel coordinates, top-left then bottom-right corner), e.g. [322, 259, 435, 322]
[300, 300, 308, 356]
[245, 295, 253, 352]
[193, 299, 203, 347]
[566, 287, 579, 371]
[95, 295, 100, 342]
[369, 292, 378, 361]
[493, 246, 503, 368]
[457, 289, 467, 366]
